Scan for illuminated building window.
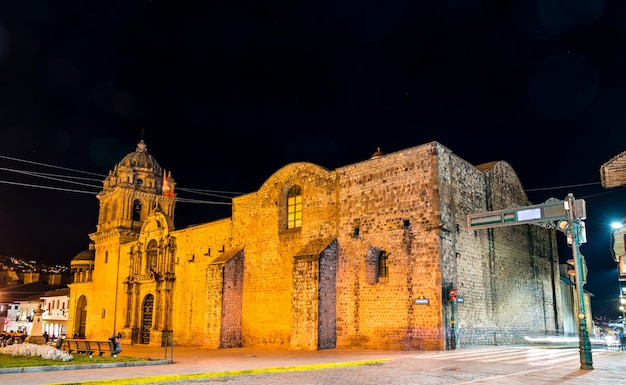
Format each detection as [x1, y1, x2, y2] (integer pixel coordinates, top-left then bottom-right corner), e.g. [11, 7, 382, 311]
[287, 185, 302, 229]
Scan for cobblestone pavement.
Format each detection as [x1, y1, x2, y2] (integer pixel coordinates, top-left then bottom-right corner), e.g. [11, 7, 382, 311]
[2, 344, 626, 385]
[137, 346, 626, 385]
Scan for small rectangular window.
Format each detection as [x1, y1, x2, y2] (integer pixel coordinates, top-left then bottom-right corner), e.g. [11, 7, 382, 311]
[378, 251, 389, 282]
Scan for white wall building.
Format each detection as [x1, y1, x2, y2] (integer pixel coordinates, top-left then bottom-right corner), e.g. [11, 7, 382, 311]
[41, 287, 69, 339]
[4, 303, 20, 332]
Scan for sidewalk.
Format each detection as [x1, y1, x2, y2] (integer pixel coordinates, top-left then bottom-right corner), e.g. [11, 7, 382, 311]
[1, 344, 626, 384]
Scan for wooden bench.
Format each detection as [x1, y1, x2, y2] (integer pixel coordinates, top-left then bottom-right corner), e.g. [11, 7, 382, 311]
[63, 339, 118, 357]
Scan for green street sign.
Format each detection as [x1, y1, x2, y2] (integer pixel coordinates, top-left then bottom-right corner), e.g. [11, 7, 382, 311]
[467, 199, 586, 232]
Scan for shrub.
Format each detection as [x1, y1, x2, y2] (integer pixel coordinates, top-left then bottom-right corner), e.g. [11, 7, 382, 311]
[0, 343, 73, 362]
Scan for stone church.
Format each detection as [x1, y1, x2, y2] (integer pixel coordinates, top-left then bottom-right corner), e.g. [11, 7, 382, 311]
[68, 140, 565, 351]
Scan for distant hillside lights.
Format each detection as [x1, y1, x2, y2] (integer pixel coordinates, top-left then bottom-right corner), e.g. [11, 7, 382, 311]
[0, 255, 69, 285]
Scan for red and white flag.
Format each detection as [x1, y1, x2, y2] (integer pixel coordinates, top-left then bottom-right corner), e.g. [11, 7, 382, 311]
[162, 170, 174, 197]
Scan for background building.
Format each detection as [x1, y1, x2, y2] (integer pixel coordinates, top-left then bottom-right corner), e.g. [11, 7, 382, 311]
[69, 140, 567, 350]
[601, 150, 626, 326]
[0, 282, 52, 333]
[41, 287, 69, 339]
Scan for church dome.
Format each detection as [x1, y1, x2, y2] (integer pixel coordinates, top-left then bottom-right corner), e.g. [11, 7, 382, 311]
[102, 140, 166, 191]
[72, 248, 95, 262]
[117, 140, 161, 173]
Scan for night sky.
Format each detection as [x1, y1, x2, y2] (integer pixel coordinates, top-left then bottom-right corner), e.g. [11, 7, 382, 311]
[1, 1, 626, 318]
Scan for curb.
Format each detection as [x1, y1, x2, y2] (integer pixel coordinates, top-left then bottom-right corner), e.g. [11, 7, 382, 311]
[0, 359, 172, 374]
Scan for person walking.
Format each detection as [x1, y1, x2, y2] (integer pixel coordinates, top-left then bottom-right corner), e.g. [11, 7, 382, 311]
[619, 328, 626, 351]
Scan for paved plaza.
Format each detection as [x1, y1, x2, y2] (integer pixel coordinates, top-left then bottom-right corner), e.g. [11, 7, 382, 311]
[2, 344, 626, 384]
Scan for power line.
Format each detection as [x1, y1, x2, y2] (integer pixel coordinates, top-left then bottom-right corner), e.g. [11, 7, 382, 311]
[525, 181, 601, 192]
[0, 166, 102, 190]
[176, 187, 246, 196]
[0, 154, 243, 204]
[0, 154, 105, 177]
[2, 153, 616, 206]
[0, 180, 98, 195]
[176, 197, 231, 205]
[0, 177, 235, 204]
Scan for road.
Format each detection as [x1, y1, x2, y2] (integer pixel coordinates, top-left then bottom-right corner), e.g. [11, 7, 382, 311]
[1, 343, 625, 385]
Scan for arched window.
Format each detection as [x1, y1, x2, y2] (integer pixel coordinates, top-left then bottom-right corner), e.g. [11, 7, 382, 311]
[132, 200, 142, 222]
[366, 247, 389, 284]
[286, 185, 302, 229]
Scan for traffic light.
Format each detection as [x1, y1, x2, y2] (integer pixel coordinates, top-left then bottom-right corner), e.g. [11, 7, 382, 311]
[566, 259, 576, 276]
[448, 288, 457, 301]
[566, 258, 588, 284]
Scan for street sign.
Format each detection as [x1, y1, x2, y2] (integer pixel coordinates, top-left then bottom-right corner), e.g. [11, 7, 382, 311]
[467, 199, 586, 232]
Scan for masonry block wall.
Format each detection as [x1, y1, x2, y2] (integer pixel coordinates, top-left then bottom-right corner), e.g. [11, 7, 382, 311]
[220, 252, 243, 348]
[82, 236, 132, 340]
[291, 254, 320, 349]
[318, 241, 338, 349]
[231, 162, 338, 349]
[169, 219, 234, 347]
[335, 143, 443, 350]
[444, 151, 563, 346]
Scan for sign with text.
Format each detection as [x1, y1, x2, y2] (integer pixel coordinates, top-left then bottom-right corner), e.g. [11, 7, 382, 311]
[467, 199, 586, 232]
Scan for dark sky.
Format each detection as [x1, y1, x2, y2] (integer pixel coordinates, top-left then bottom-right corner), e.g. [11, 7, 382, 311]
[0, 1, 626, 318]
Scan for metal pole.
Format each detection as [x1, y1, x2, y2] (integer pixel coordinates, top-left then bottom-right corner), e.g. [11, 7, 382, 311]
[450, 296, 457, 349]
[617, 280, 626, 331]
[567, 193, 593, 370]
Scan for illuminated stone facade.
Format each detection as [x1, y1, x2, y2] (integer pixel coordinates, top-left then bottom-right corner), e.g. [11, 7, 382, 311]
[68, 140, 565, 350]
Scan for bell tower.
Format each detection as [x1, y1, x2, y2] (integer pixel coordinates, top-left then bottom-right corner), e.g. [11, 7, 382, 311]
[91, 140, 176, 244]
[82, 140, 176, 339]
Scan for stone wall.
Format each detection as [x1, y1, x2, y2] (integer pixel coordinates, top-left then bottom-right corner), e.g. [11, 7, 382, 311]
[335, 143, 443, 350]
[442, 151, 563, 346]
[231, 162, 338, 349]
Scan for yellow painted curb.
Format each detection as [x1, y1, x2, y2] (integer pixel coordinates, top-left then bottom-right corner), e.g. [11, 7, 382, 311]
[51, 358, 394, 385]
